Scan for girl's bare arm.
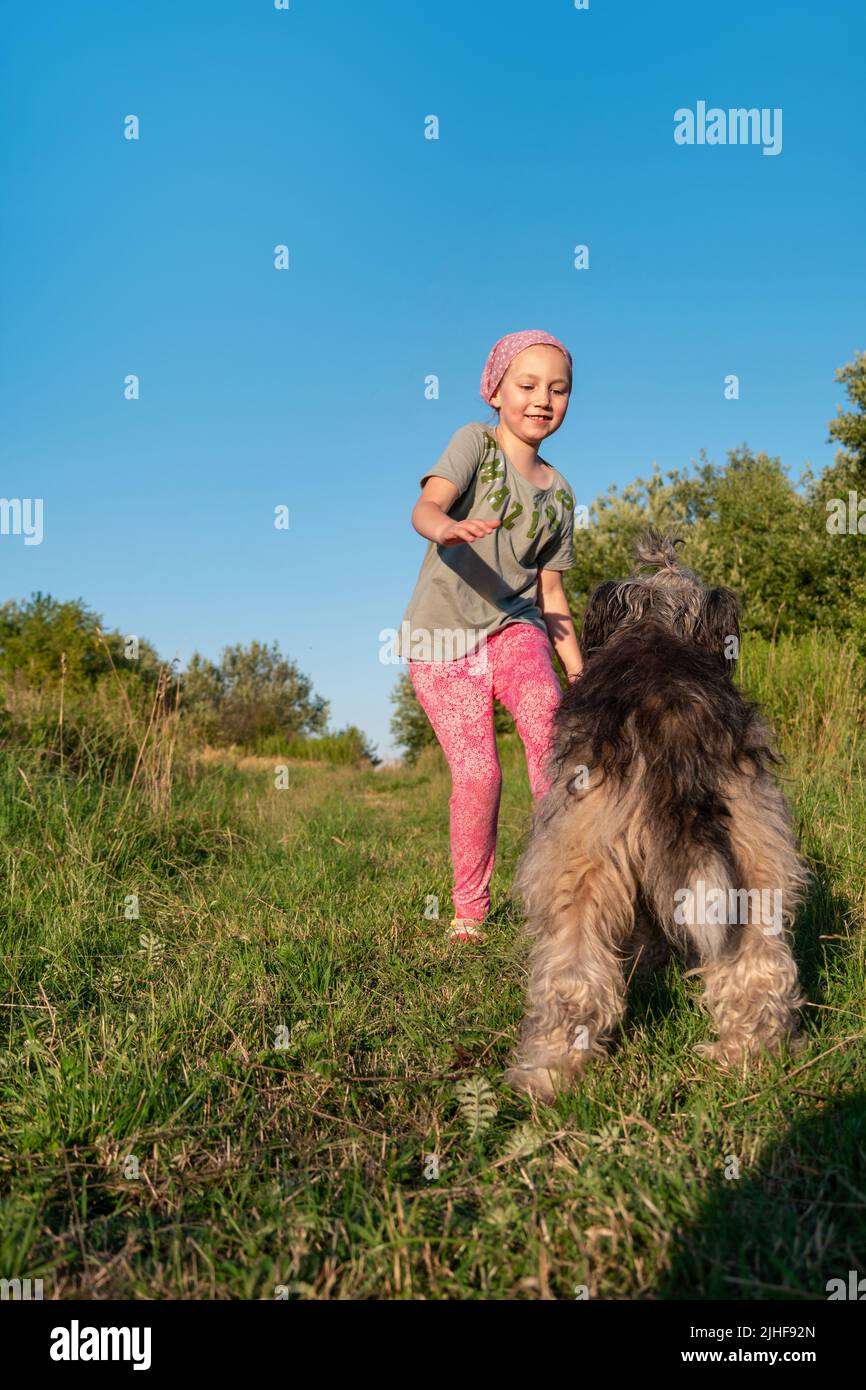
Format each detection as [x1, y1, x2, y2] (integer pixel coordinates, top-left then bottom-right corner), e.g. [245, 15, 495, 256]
[411, 476, 501, 548]
[538, 568, 583, 681]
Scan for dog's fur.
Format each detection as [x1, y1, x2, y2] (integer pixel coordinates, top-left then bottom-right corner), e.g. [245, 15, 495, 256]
[505, 531, 808, 1103]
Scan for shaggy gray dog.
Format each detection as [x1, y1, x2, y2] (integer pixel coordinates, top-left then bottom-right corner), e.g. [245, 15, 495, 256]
[506, 532, 808, 1103]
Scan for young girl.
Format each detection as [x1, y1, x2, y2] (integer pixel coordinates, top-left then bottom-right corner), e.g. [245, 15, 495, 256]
[396, 329, 583, 942]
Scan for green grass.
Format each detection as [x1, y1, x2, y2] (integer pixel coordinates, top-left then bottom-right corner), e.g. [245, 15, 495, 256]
[1, 635, 865, 1299]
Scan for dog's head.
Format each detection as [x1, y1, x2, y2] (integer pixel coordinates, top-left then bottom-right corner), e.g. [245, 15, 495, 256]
[580, 530, 740, 665]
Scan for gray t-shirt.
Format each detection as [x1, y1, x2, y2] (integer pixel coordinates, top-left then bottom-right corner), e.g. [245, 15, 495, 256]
[395, 421, 576, 661]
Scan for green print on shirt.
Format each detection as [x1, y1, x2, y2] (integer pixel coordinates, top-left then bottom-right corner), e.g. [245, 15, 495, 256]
[479, 430, 568, 541]
[530, 492, 569, 538]
[480, 457, 505, 485]
[501, 502, 524, 530]
[479, 433, 504, 485]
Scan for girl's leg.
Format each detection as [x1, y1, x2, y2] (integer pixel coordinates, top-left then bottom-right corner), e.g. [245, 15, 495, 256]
[409, 654, 500, 921]
[490, 624, 564, 800]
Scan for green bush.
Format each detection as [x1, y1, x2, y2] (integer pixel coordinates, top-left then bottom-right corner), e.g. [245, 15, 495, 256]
[564, 351, 866, 649]
[251, 725, 378, 766]
[182, 640, 330, 748]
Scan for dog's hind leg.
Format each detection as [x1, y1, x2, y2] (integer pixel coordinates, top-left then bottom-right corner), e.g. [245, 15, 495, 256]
[696, 780, 807, 1066]
[505, 832, 635, 1103]
[623, 894, 672, 978]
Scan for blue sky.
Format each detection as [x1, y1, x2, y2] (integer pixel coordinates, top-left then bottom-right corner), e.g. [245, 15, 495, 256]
[1, 0, 864, 758]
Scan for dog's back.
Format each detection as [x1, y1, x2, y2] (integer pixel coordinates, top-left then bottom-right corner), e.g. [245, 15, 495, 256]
[552, 619, 775, 838]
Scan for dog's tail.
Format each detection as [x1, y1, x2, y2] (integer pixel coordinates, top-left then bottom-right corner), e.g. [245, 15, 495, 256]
[634, 530, 684, 571]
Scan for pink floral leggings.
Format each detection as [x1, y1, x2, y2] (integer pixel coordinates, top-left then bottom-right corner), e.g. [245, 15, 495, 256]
[409, 622, 564, 923]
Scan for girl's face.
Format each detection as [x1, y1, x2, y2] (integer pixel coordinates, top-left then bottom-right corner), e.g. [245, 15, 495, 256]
[490, 344, 571, 444]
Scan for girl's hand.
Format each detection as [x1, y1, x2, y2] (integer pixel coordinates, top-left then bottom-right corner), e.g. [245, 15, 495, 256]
[436, 517, 501, 547]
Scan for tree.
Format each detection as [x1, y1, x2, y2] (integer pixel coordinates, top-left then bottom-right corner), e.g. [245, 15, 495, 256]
[827, 351, 866, 462]
[0, 593, 161, 687]
[802, 350, 866, 648]
[565, 448, 823, 639]
[183, 639, 329, 746]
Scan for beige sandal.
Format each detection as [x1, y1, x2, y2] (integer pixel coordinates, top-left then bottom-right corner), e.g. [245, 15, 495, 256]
[448, 917, 486, 942]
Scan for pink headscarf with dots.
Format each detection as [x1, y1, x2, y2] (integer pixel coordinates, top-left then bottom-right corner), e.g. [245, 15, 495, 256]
[480, 329, 572, 404]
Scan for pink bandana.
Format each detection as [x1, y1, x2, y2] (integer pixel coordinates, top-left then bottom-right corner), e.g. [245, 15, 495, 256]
[480, 329, 572, 404]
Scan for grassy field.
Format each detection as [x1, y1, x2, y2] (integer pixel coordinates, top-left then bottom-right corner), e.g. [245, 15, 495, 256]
[1, 632, 865, 1299]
